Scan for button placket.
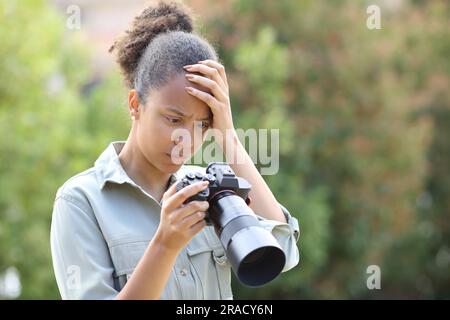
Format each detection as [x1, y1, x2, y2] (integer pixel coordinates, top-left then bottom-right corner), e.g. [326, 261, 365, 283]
[175, 249, 197, 299]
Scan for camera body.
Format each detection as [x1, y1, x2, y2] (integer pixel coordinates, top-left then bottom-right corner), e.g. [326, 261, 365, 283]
[175, 162, 286, 287]
[176, 162, 251, 229]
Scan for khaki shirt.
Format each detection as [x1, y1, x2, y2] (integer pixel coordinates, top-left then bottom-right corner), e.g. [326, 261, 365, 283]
[50, 141, 300, 299]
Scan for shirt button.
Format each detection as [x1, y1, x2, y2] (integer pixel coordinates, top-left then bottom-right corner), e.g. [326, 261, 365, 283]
[180, 268, 188, 276]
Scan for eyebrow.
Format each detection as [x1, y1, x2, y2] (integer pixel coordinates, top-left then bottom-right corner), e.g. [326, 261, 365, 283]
[165, 106, 211, 121]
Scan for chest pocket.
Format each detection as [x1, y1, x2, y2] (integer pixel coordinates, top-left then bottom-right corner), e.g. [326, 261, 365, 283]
[186, 226, 233, 300]
[108, 238, 179, 299]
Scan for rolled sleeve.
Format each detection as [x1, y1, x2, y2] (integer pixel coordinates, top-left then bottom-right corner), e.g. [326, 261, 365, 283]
[255, 204, 300, 272]
[50, 193, 118, 299]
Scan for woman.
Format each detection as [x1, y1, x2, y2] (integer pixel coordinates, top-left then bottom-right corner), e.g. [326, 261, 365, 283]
[50, 1, 299, 300]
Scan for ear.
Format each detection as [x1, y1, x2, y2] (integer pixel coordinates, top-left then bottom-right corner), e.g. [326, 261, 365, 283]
[128, 89, 140, 120]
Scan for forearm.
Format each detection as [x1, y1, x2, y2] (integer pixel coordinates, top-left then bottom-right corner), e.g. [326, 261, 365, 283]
[115, 234, 179, 300]
[219, 131, 286, 223]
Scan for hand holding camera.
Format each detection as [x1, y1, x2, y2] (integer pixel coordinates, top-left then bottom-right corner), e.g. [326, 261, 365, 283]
[175, 162, 286, 287]
[155, 180, 211, 254]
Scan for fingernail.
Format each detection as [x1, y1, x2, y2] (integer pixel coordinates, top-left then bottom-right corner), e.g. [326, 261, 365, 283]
[185, 86, 193, 92]
[185, 74, 194, 79]
[183, 65, 192, 69]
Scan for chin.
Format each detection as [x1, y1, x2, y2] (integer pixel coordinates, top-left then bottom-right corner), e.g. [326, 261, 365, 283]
[160, 155, 184, 173]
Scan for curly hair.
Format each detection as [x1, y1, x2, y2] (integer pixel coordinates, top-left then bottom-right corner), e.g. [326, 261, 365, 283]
[109, 1, 218, 104]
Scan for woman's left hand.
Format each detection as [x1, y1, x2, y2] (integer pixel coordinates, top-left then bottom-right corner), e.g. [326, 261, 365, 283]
[183, 60, 235, 144]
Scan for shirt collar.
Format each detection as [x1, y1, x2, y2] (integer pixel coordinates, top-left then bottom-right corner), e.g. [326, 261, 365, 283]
[94, 141, 178, 192]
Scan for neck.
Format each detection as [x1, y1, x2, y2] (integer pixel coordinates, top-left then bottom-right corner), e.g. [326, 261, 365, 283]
[118, 130, 171, 202]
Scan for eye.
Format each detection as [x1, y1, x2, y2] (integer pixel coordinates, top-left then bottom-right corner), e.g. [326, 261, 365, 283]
[196, 121, 210, 130]
[202, 122, 211, 129]
[165, 116, 181, 125]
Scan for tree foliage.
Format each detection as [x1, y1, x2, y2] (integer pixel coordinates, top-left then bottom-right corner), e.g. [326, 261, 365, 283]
[0, 0, 449, 299]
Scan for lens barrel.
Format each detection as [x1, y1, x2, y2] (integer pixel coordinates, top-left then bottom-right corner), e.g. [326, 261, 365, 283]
[209, 192, 286, 287]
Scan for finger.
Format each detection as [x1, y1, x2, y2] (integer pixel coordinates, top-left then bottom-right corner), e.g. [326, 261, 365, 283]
[179, 210, 206, 229]
[185, 87, 220, 112]
[183, 64, 227, 93]
[164, 181, 209, 210]
[185, 74, 227, 102]
[172, 200, 209, 223]
[198, 60, 228, 89]
[188, 218, 207, 236]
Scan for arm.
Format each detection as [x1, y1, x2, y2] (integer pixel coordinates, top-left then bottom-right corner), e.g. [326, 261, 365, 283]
[51, 181, 209, 300]
[51, 195, 118, 299]
[183, 60, 286, 223]
[220, 131, 287, 223]
[51, 193, 177, 300]
[116, 181, 210, 299]
[114, 235, 178, 300]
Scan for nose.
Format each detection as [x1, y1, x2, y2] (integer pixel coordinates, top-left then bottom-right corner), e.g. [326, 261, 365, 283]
[172, 123, 201, 157]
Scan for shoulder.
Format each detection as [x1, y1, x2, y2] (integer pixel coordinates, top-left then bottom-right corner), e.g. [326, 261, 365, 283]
[54, 167, 99, 213]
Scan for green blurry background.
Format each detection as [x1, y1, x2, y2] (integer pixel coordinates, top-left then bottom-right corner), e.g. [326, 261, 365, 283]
[0, 0, 449, 299]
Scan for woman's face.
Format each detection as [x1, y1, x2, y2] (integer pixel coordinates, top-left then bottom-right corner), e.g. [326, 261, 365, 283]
[135, 73, 213, 173]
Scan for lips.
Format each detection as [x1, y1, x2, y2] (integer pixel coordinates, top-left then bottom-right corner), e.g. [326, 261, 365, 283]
[166, 151, 183, 157]
[167, 147, 188, 157]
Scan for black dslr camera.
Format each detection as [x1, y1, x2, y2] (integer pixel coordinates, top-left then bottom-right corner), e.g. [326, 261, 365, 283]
[176, 162, 286, 287]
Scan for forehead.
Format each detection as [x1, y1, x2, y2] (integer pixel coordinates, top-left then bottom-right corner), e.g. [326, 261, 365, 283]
[150, 73, 212, 118]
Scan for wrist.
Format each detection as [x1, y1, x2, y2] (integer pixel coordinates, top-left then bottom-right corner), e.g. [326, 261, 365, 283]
[217, 128, 238, 152]
[219, 130, 248, 164]
[152, 230, 181, 256]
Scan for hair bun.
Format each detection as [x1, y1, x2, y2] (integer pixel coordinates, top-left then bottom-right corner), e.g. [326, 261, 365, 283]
[109, 1, 194, 87]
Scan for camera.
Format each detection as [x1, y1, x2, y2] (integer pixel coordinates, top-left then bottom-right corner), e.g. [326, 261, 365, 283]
[176, 162, 286, 287]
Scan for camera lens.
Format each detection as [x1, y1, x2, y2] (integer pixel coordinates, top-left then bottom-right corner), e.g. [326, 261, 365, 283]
[241, 247, 265, 265]
[208, 192, 286, 287]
